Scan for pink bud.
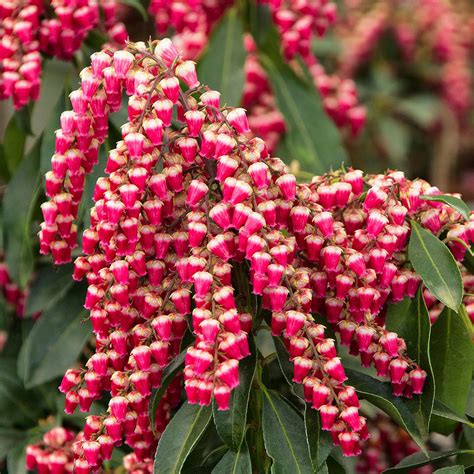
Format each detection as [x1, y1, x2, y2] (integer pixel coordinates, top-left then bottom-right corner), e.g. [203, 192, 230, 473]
[175, 60, 199, 88]
[227, 108, 250, 134]
[276, 174, 296, 200]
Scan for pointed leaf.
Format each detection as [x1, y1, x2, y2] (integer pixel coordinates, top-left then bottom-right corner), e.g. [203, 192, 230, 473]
[383, 450, 474, 473]
[261, 388, 313, 474]
[148, 349, 186, 431]
[432, 399, 474, 428]
[211, 440, 252, 474]
[24, 264, 74, 316]
[386, 292, 434, 438]
[2, 111, 27, 175]
[273, 336, 304, 399]
[434, 466, 465, 474]
[213, 343, 256, 451]
[198, 8, 246, 106]
[304, 405, 333, 471]
[18, 282, 90, 387]
[258, 53, 347, 174]
[429, 306, 473, 433]
[153, 403, 212, 473]
[2, 140, 41, 287]
[345, 369, 425, 451]
[420, 195, 470, 222]
[408, 220, 463, 310]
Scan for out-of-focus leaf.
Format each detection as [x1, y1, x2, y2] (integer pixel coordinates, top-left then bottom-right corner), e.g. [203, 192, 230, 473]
[18, 282, 90, 388]
[395, 95, 440, 128]
[0, 428, 27, 458]
[304, 405, 333, 471]
[383, 450, 474, 473]
[2, 140, 41, 288]
[377, 117, 410, 168]
[211, 440, 252, 474]
[154, 403, 212, 473]
[408, 220, 463, 311]
[213, 341, 256, 451]
[118, 0, 147, 20]
[429, 306, 473, 434]
[7, 444, 27, 474]
[386, 292, 434, 438]
[198, 8, 246, 106]
[346, 369, 426, 452]
[259, 53, 347, 174]
[261, 388, 313, 474]
[2, 111, 28, 175]
[24, 264, 74, 317]
[420, 195, 471, 222]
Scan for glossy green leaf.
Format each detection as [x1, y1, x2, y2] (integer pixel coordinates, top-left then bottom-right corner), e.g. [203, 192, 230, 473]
[2, 140, 41, 288]
[345, 369, 425, 451]
[261, 387, 313, 474]
[273, 336, 304, 399]
[432, 399, 474, 428]
[429, 306, 473, 433]
[198, 8, 246, 106]
[211, 440, 252, 474]
[408, 220, 463, 310]
[118, 0, 147, 20]
[383, 450, 474, 473]
[149, 349, 186, 432]
[213, 345, 256, 451]
[434, 466, 465, 474]
[2, 111, 28, 175]
[304, 405, 333, 471]
[386, 292, 434, 438]
[420, 195, 471, 222]
[24, 264, 74, 317]
[18, 282, 90, 388]
[154, 403, 212, 474]
[258, 53, 347, 174]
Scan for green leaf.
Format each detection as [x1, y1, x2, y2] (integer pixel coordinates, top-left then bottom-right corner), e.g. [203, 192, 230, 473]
[213, 343, 256, 451]
[7, 444, 27, 474]
[433, 399, 474, 428]
[258, 53, 347, 174]
[2, 111, 28, 175]
[197, 8, 246, 106]
[420, 195, 471, 222]
[149, 349, 186, 432]
[273, 336, 304, 400]
[2, 140, 41, 287]
[386, 292, 434, 438]
[434, 466, 465, 474]
[211, 440, 252, 474]
[383, 450, 474, 473]
[408, 220, 463, 311]
[0, 428, 27, 458]
[18, 282, 90, 387]
[345, 369, 426, 452]
[118, 0, 147, 20]
[429, 306, 473, 434]
[377, 117, 410, 168]
[153, 403, 212, 474]
[24, 264, 74, 316]
[304, 405, 333, 471]
[395, 95, 440, 128]
[261, 387, 313, 474]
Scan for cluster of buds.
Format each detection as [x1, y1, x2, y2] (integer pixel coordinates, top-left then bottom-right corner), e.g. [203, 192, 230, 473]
[40, 38, 472, 467]
[25, 426, 81, 473]
[0, 0, 127, 109]
[356, 414, 432, 473]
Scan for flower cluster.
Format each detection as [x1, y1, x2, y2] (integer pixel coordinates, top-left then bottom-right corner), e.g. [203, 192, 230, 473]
[0, 0, 127, 109]
[0, 257, 26, 318]
[356, 414, 432, 474]
[39, 39, 472, 468]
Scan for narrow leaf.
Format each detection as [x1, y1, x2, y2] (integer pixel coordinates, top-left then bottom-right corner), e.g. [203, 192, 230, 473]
[383, 450, 474, 473]
[2, 111, 27, 175]
[273, 336, 304, 399]
[408, 220, 463, 310]
[2, 140, 41, 287]
[211, 440, 252, 474]
[261, 388, 313, 474]
[434, 466, 465, 474]
[18, 282, 90, 387]
[198, 8, 246, 106]
[345, 369, 425, 451]
[213, 343, 256, 451]
[386, 292, 434, 438]
[24, 264, 74, 316]
[259, 53, 347, 174]
[304, 405, 333, 471]
[154, 403, 212, 473]
[433, 399, 474, 428]
[429, 306, 473, 433]
[420, 195, 471, 222]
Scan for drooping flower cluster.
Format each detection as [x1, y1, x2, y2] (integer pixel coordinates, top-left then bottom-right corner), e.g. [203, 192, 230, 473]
[0, 0, 127, 108]
[337, 0, 473, 121]
[38, 38, 473, 469]
[356, 414, 432, 474]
